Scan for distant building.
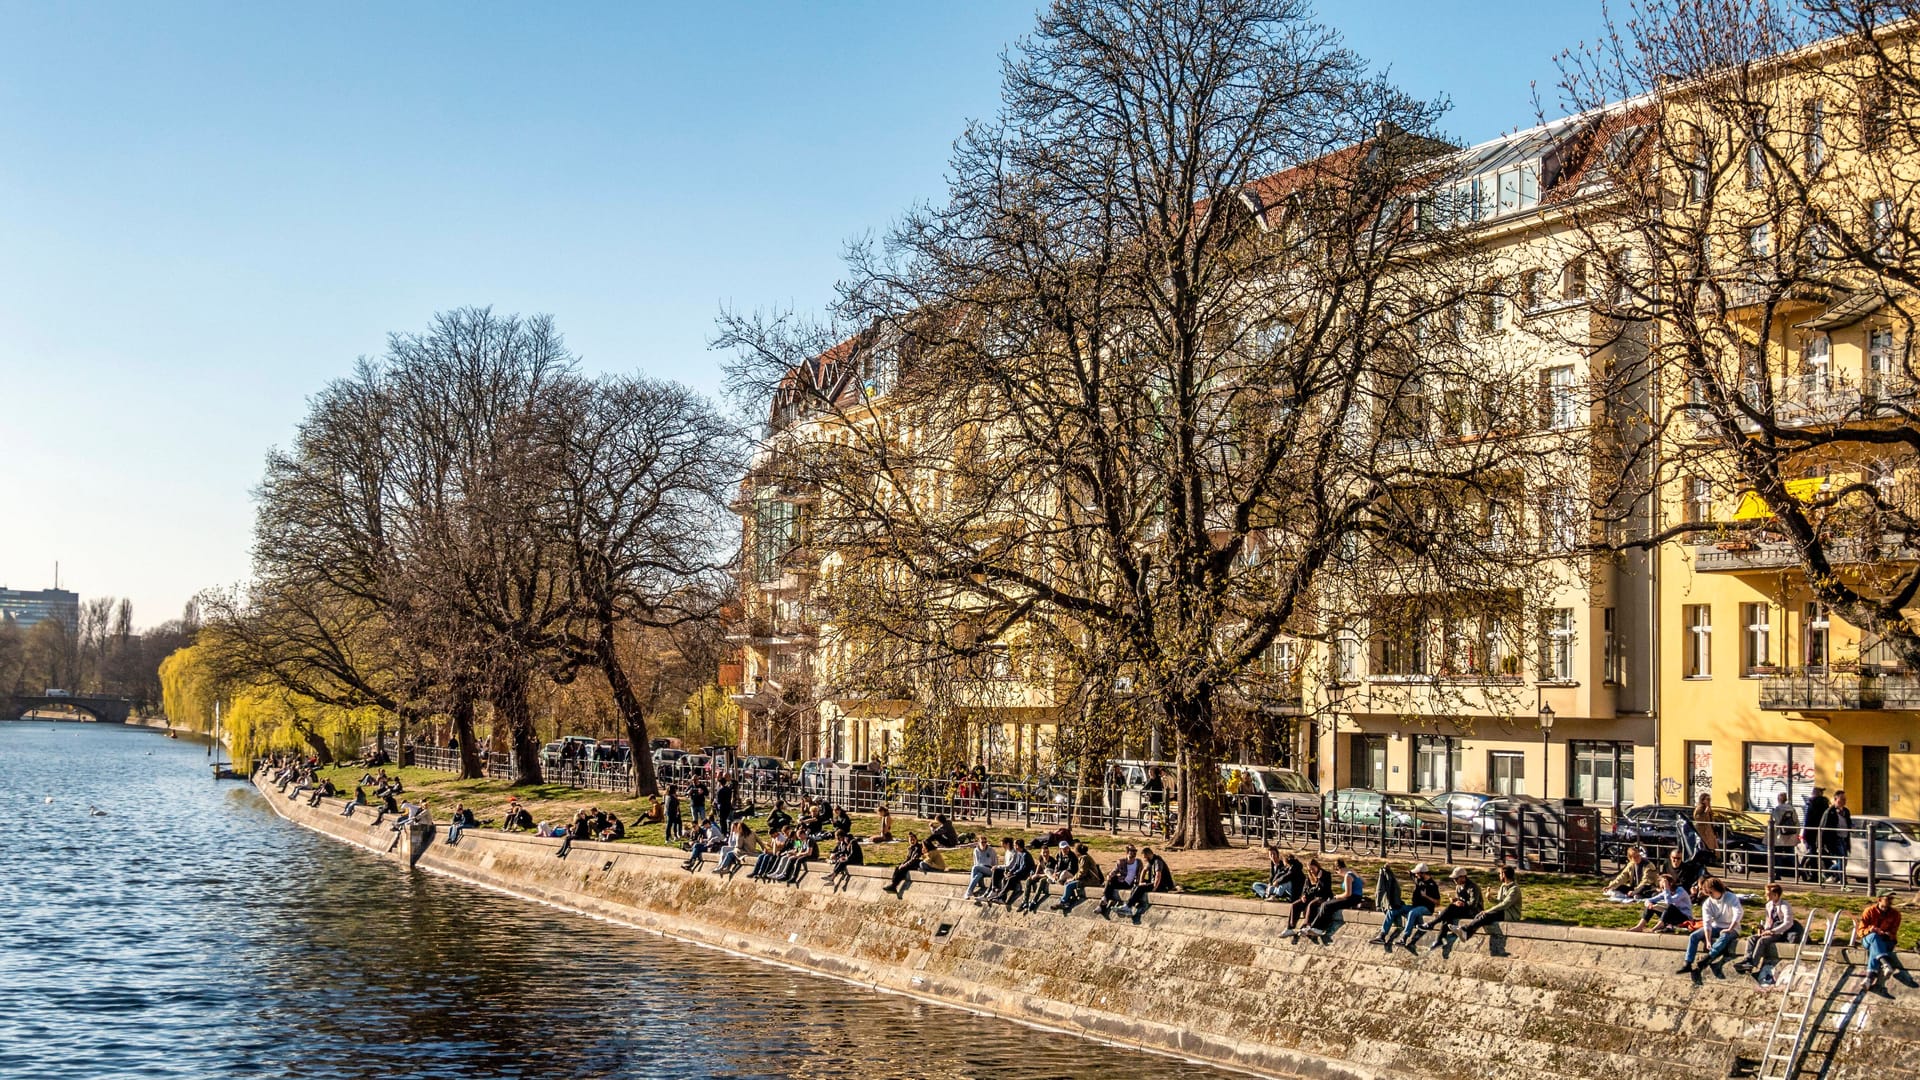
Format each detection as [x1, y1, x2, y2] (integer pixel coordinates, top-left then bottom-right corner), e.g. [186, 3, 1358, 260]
[0, 588, 80, 633]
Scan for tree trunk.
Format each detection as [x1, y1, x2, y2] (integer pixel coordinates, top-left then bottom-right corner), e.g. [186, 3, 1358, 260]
[298, 724, 334, 765]
[1167, 698, 1229, 850]
[450, 687, 483, 779]
[491, 666, 543, 784]
[594, 621, 661, 797]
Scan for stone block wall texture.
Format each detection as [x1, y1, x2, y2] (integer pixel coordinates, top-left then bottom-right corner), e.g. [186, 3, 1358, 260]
[255, 776, 1919, 1080]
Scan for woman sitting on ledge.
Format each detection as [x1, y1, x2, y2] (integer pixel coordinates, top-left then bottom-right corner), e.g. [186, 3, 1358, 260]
[1631, 873, 1692, 933]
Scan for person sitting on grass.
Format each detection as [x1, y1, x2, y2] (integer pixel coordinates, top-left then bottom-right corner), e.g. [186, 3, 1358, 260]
[1604, 846, 1658, 899]
[1053, 843, 1100, 912]
[1119, 845, 1173, 917]
[1861, 892, 1903, 989]
[764, 800, 793, 837]
[1735, 883, 1796, 984]
[928, 814, 961, 850]
[1409, 867, 1482, 952]
[1256, 850, 1305, 904]
[1679, 877, 1743, 976]
[883, 833, 944, 896]
[642, 794, 664, 825]
[1631, 873, 1693, 933]
[871, 805, 894, 844]
[1456, 864, 1521, 943]
[1377, 863, 1440, 950]
[597, 811, 625, 842]
[504, 803, 534, 832]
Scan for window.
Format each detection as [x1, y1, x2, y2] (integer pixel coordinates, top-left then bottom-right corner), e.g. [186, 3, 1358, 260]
[1806, 98, 1826, 172]
[1684, 476, 1714, 524]
[1742, 602, 1772, 674]
[1747, 114, 1767, 188]
[1686, 129, 1709, 204]
[1541, 489, 1580, 552]
[1498, 168, 1521, 213]
[1603, 607, 1625, 686]
[1351, 735, 1388, 790]
[1332, 629, 1362, 684]
[1747, 222, 1772, 259]
[1869, 327, 1896, 387]
[1540, 608, 1575, 682]
[1541, 365, 1577, 430]
[1414, 735, 1462, 793]
[1804, 602, 1830, 669]
[1373, 618, 1428, 678]
[1519, 269, 1543, 312]
[1873, 198, 1894, 257]
[1808, 223, 1832, 266]
[1563, 257, 1588, 301]
[1488, 751, 1526, 796]
[1570, 741, 1635, 805]
[1478, 287, 1502, 333]
[1686, 741, 1714, 808]
[1743, 742, 1815, 812]
[1684, 604, 1713, 678]
[752, 494, 798, 583]
[1802, 333, 1831, 395]
[1863, 83, 1893, 151]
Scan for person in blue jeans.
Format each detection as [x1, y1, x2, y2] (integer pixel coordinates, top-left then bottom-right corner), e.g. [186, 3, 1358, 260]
[1681, 877, 1744, 975]
[1376, 863, 1439, 948]
[1861, 893, 1902, 987]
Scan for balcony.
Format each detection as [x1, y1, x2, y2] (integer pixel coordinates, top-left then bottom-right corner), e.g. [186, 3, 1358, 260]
[1695, 537, 1918, 573]
[1758, 670, 1885, 711]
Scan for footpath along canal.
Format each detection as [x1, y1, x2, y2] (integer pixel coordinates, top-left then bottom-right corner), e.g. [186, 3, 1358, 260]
[0, 722, 1238, 1079]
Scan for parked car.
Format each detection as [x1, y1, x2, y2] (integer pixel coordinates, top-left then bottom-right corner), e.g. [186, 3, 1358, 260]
[737, 755, 784, 782]
[1840, 816, 1920, 888]
[1221, 764, 1320, 821]
[798, 758, 835, 797]
[651, 747, 686, 779]
[1324, 789, 1449, 840]
[1600, 804, 1773, 874]
[678, 753, 714, 779]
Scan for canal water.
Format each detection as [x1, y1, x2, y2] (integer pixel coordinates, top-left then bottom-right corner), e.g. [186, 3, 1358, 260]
[0, 723, 1235, 1079]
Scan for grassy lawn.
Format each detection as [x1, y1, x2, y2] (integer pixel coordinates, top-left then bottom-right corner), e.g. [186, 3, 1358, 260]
[313, 764, 1916, 942]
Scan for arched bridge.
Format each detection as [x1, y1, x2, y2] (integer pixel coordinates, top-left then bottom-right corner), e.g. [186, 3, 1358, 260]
[2, 693, 135, 725]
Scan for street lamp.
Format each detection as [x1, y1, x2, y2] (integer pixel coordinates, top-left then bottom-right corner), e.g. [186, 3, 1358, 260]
[1538, 702, 1556, 799]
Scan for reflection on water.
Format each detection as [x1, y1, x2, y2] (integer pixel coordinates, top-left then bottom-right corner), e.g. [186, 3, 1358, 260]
[0, 724, 1236, 1079]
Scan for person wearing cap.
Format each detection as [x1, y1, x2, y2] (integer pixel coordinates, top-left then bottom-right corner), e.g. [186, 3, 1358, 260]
[1409, 867, 1483, 951]
[1375, 863, 1437, 949]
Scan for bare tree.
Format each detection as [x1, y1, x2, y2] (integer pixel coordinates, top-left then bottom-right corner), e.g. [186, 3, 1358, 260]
[726, 0, 1574, 847]
[1557, 0, 1920, 668]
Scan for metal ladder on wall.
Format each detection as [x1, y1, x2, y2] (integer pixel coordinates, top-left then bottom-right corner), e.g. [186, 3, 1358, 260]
[1755, 910, 1846, 1080]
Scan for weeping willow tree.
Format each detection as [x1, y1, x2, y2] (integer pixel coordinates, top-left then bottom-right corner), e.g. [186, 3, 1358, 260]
[159, 640, 383, 766]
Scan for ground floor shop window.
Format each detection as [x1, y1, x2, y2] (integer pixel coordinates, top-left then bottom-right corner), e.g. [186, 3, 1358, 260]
[1743, 742, 1814, 812]
[1569, 740, 1634, 805]
[1489, 751, 1526, 796]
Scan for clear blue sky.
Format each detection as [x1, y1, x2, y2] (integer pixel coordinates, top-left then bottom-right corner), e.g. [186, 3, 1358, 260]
[0, 1, 1607, 629]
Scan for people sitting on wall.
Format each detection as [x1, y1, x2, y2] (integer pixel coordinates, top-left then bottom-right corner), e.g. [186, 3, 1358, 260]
[1604, 846, 1658, 899]
[1408, 867, 1483, 952]
[1097, 845, 1142, 917]
[717, 821, 757, 877]
[883, 832, 946, 896]
[1300, 858, 1365, 942]
[770, 830, 815, 884]
[1282, 859, 1330, 936]
[1120, 845, 1173, 917]
[682, 817, 725, 871]
[446, 803, 478, 844]
[1679, 877, 1743, 976]
[750, 828, 791, 880]
[823, 829, 863, 890]
[1861, 892, 1904, 988]
[342, 785, 370, 817]
[1377, 863, 1440, 951]
[1630, 873, 1693, 933]
[1734, 883, 1796, 984]
[989, 838, 1035, 909]
[1456, 864, 1521, 943]
[1017, 841, 1072, 913]
[306, 778, 338, 807]
[963, 836, 999, 899]
[1052, 843, 1100, 912]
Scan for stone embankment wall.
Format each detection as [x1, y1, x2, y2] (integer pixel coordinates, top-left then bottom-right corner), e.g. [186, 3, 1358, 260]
[255, 774, 1920, 1080]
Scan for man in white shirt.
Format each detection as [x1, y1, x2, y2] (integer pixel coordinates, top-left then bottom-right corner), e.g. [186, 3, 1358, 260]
[1680, 877, 1744, 975]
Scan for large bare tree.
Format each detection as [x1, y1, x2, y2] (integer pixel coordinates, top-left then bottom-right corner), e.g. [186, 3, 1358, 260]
[727, 0, 1574, 847]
